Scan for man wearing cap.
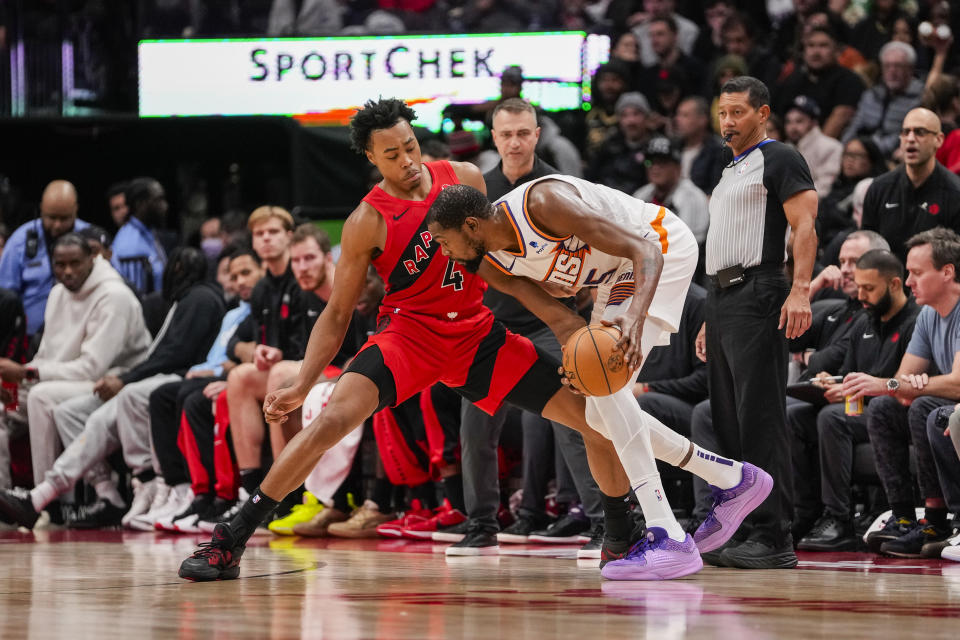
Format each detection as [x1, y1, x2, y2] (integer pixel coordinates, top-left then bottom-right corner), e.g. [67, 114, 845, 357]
[588, 92, 652, 195]
[785, 96, 843, 195]
[634, 136, 709, 244]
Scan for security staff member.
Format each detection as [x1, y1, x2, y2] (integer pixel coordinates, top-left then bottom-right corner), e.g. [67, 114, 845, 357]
[0, 180, 89, 335]
[861, 108, 960, 263]
[694, 76, 817, 569]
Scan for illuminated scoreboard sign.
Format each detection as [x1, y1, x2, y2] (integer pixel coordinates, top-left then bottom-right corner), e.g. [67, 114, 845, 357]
[138, 32, 610, 129]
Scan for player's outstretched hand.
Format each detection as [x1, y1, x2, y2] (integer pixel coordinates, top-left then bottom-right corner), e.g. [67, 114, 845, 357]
[603, 311, 644, 370]
[263, 385, 306, 425]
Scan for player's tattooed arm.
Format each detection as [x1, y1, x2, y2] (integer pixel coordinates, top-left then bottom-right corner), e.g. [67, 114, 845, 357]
[478, 260, 586, 344]
[524, 181, 663, 369]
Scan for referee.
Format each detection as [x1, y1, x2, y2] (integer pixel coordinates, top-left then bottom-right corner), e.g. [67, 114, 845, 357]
[694, 76, 817, 569]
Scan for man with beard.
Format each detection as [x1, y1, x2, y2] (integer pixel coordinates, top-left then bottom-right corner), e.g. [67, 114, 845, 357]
[111, 177, 169, 296]
[856, 228, 960, 557]
[795, 249, 919, 551]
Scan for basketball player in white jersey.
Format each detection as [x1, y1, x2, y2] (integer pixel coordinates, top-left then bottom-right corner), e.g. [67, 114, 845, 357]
[426, 179, 774, 579]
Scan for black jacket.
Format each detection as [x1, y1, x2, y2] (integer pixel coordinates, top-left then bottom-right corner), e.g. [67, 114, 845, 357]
[301, 290, 367, 368]
[791, 297, 866, 378]
[839, 298, 920, 377]
[119, 281, 226, 384]
[861, 163, 960, 262]
[229, 263, 304, 362]
[636, 283, 708, 404]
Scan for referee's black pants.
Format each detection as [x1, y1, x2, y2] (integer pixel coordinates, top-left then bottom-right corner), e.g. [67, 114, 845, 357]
[706, 270, 792, 546]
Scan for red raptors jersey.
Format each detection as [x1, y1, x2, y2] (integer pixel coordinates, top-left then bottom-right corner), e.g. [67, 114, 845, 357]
[363, 161, 488, 320]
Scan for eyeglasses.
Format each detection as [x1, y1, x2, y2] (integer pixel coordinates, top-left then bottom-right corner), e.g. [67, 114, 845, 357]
[899, 127, 939, 138]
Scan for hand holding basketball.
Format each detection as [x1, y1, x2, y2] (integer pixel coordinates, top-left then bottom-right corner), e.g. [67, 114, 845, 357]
[562, 325, 633, 396]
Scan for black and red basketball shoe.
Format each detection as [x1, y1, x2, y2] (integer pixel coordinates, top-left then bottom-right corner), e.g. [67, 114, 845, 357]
[179, 523, 245, 581]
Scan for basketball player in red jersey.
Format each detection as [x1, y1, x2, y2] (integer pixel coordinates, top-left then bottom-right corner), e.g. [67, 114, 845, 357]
[178, 98, 641, 582]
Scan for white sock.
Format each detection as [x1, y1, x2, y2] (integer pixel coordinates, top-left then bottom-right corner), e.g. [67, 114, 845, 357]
[642, 411, 743, 490]
[587, 387, 685, 541]
[94, 480, 125, 508]
[31, 482, 58, 512]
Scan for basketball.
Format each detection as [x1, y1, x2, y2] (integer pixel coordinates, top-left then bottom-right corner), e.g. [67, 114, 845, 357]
[562, 324, 632, 396]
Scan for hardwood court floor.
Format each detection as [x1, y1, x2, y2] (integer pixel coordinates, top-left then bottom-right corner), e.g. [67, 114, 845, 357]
[1, 530, 958, 639]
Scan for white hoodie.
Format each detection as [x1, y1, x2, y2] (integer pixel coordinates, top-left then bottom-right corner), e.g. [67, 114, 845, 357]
[28, 256, 151, 381]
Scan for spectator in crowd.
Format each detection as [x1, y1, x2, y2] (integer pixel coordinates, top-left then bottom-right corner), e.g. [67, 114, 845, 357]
[588, 92, 652, 195]
[855, 228, 960, 557]
[818, 137, 886, 251]
[0, 233, 149, 505]
[848, 0, 908, 61]
[775, 25, 867, 139]
[766, 112, 785, 142]
[610, 30, 640, 66]
[784, 95, 843, 195]
[0, 248, 225, 529]
[224, 206, 305, 506]
[132, 245, 262, 531]
[795, 249, 920, 551]
[771, 0, 828, 64]
[718, 12, 781, 91]
[861, 108, 960, 262]
[693, 0, 734, 64]
[0, 180, 89, 336]
[106, 181, 128, 230]
[584, 61, 632, 163]
[631, 0, 699, 68]
[77, 225, 115, 262]
[130, 246, 263, 532]
[0, 223, 8, 259]
[842, 41, 925, 158]
[267, 0, 344, 36]
[420, 139, 451, 163]
[633, 136, 709, 244]
[458, 0, 528, 33]
[111, 177, 169, 296]
[674, 96, 725, 195]
[638, 16, 703, 107]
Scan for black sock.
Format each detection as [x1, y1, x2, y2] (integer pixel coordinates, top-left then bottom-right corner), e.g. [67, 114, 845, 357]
[600, 491, 632, 541]
[371, 478, 393, 511]
[892, 502, 915, 522]
[924, 506, 948, 528]
[240, 468, 264, 494]
[442, 474, 465, 512]
[229, 487, 279, 545]
[410, 482, 436, 509]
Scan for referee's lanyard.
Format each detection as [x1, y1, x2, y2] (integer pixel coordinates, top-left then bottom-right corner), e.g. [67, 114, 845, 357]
[730, 138, 773, 165]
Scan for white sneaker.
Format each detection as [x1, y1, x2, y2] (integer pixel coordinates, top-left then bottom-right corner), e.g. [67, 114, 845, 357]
[129, 483, 190, 532]
[943, 532, 960, 562]
[122, 477, 159, 527]
[198, 489, 249, 533]
[154, 489, 200, 532]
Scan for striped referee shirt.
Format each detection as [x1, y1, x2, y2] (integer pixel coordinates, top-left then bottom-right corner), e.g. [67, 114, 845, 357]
[706, 139, 815, 275]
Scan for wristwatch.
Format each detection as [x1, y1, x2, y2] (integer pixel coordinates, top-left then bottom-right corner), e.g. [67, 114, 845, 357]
[885, 378, 900, 395]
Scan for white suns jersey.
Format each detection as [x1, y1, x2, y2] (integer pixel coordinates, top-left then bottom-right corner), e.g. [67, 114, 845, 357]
[485, 174, 698, 332]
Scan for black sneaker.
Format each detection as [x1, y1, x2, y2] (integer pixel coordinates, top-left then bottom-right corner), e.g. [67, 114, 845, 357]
[797, 513, 857, 552]
[721, 537, 798, 569]
[597, 518, 646, 567]
[67, 499, 126, 529]
[432, 519, 471, 543]
[497, 514, 551, 544]
[865, 516, 916, 553]
[179, 523, 246, 581]
[880, 520, 952, 558]
[445, 523, 499, 556]
[157, 494, 215, 533]
[577, 521, 605, 559]
[528, 506, 590, 544]
[0, 487, 40, 529]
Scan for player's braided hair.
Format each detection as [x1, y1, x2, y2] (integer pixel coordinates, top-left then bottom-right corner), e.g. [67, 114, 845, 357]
[349, 98, 418, 154]
[426, 185, 494, 230]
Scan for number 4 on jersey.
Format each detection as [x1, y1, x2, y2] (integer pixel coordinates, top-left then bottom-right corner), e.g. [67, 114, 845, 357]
[442, 261, 464, 291]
